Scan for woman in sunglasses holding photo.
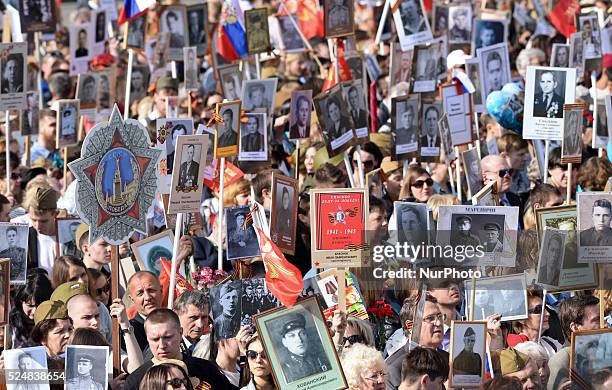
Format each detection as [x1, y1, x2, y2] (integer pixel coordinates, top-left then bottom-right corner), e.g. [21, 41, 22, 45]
[399, 166, 436, 203]
[239, 335, 276, 390]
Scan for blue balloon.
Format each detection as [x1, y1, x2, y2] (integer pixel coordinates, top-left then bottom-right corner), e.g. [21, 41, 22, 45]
[486, 89, 524, 133]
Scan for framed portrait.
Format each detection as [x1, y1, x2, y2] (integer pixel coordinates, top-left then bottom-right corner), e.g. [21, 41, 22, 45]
[214, 100, 241, 158]
[593, 101, 608, 149]
[0, 258, 8, 326]
[183, 47, 199, 91]
[92, 8, 108, 56]
[289, 90, 313, 140]
[0, 43, 27, 111]
[168, 135, 209, 214]
[238, 112, 268, 161]
[96, 68, 114, 113]
[394, 202, 430, 262]
[4, 346, 50, 390]
[441, 82, 473, 147]
[391, 94, 420, 160]
[345, 54, 365, 84]
[465, 58, 485, 113]
[20, 91, 39, 136]
[476, 42, 510, 100]
[412, 42, 440, 93]
[550, 43, 571, 67]
[420, 101, 442, 160]
[147, 32, 171, 76]
[69, 23, 94, 75]
[19, 0, 56, 33]
[602, 27, 612, 58]
[246, 8, 271, 54]
[432, 4, 449, 34]
[438, 113, 455, 161]
[253, 296, 348, 390]
[448, 5, 472, 44]
[366, 168, 384, 199]
[186, 4, 208, 56]
[523, 66, 577, 140]
[313, 85, 355, 158]
[310, 188, 368, 269]
[0, 223, 28, 285]
[437, 205, 519, 267]
[277, 15, 306, 53]
[561, 104, 585, 163]
[65, 345, 109, 390]
[389, 41, 413, 86]
[570, 329, 612, 389]
[536, 227, 568, 288]
[270, 173, 299, 256]
[76, 73, 98, 110]
[129, 64, 150, 104]
[159, 5, 189, 61]
[342, 81, 369, 139]
[461, 148, 483, 198]
[323, 0, 354, 38]
[217, 64, 242, 102]
[409, 284, 428, 347]
[464, 274, 528, 321]
[575, 13, 602, 59]
[56, 216, 83, 259]
[56, 99, 80, 148]
[156, 118, 194, 193]
[471, 181, 499, 207]
[226, 205, 261, 261]
[125, 13, 147, 50]
[569, 32, 585, 79]
[241, 78, 278, 114]
[449, 321, 486, 388]
[472, 19, 507, 52]
[392, 0, 433, 51]
[577, 192, 612, 262]
[606, 95, 612, 140]
[131, 230, 174, 277]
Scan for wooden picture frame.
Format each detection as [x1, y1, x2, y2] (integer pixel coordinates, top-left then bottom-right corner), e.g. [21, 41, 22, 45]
[570, 328, 612, 390]
[130, 230, 175, 277]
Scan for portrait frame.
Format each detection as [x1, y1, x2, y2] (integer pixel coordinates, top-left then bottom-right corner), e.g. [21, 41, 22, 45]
[438, 113, 455, 161]
[19, 0, 57, 33]
[65, 345, 109, 390]
[241, 78, 278, 115]
[575, 13, 602, 60]
[55, 216, 83, 258]
[570, 329, 612, 390]
[226, 205, 261, 261]
[289, 89, 313, 140]
[76, 72, 98, 110]
[0, 43, 27, 111]
[420, 100, 442, 160]
[124, 12, 147, 51]
[0, 258, 9, 327]
[476, 42, 511, 101]
[129, 64, 151, 104]
[238, 112, 268, 161]
[577, 192, 612, 263]
[461, 148, 483, 199]
[156, 117, 194, 194]
[245, 8, 271, 54]
[441, 82, 473, 147]
[183, 46, 199, 91]
[55, 99, 80, 148]
[130, 230, 175, 277]
[20, 91, 39, 136]
[168, 134, 209, 214]
[412, 42, 440, 93]
[464, 273, 528, 321]
[345, 53, 366, 88]
[313, 84, 356, 158]
[393, 202, 431, 262]
[569, 31, 585, 80]
[550, 43, 571, 68]
[0, 222, 28, 286]
[214, 100, 242, 158]
[392, 0, 433, 51]
[69, 23, 94, 75]
[471, 18, 507, 53]
[594, 101, 608, 149]
[186, 4, 209, 56]
[277, 15, 306, 53]
[389, 41, 413, 86]
[432, 4, 449, 35]
[391, 94, 420, 160]
[342, 80, 369, 139]
[96, 67, 115, 113]
[159, 5, 189, 61]
[365, 168, 384, 199]
[447, 4, 473, 44]
[4, 346, 50, 390]
[606, 95, 612, 140]
[270, 173, 299, 256]
[471, 181, 499, 207]
[449, 321, 486, 388]
[561, 103, 585, 164]
[536, 227, 568, 289]
[217, 64, 243, 102]
[323, 0, 355, 39]
[253, 296, 348, 390]
[465, 58, 485, 113]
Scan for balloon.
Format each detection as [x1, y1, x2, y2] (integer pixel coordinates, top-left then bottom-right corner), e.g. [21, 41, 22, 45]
[486, 89, 524, 133]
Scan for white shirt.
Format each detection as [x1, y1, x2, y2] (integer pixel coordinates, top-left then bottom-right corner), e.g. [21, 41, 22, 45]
[37, 233, 57, 274]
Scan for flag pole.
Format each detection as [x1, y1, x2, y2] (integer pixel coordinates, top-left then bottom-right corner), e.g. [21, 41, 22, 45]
[218, 157, 226, 270]
[374, 0, 390, 45]
[537, 290, 547, 342]
[543, 140, 550, 184]
[279, 1, 323, 70]
[455, 146, 462, 203]
[4, 111, 9, 194]
[124, 49, 134, 120]
[168, 212, 184, 308]
[294, 139, 300, 180]
[63, 147, 68, 193]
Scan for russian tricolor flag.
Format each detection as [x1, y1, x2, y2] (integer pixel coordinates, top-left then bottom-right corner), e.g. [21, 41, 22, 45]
[118, 0, 156, 26]
[216, 0, 248, 62]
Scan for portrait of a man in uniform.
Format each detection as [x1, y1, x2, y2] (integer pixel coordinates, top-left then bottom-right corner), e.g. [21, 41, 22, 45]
[67, 352, 104, 390]
[452, 327, 482, 376]
[0, 225, 27, 282]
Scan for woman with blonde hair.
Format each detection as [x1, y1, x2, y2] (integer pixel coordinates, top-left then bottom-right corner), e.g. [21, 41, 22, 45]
[341, 343, 387, 389]
[139, 360, 196, 390]
[426, 194, 460, 222]
[223, 178, 252, 207]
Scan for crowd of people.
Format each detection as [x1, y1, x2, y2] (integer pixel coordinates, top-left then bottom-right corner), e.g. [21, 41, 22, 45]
[0, 0, 610, 390]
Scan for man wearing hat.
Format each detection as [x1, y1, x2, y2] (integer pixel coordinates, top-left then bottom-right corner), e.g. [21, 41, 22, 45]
[279, 312, 330, 382]
[482, 222, 503, 252]
[67, 352, 104, 390]
[494, 348, 541, 390]
[452, 327, 482, 376]
[228, 211, 258, 258]
[450, 215, 481, 249]
[0, 225, 26, 281]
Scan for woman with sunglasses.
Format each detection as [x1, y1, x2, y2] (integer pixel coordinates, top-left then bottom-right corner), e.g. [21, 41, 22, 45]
[341, 343, 387, 390]
[399, 166, 436, 203]
[507, 289, 561, 358]
[88, 268, 110, 307]
[139, 361, 195, 390]
[340, 317, 375, 352]
[239, 335, 276, 390]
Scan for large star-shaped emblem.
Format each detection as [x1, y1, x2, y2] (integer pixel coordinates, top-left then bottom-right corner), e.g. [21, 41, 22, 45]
[69, 105, 161, 245]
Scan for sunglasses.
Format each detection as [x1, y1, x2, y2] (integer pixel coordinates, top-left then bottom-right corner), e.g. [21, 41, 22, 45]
[353, 159, 375, 169]
[342, 334, 364, 345]
[246, 350, 267, 360]
[166, 378, 189, 389]
[528, 304, 544, 315]
[96, 284, 110, 295]
[411, 178, 434, 188]
[497, 169, 514, 178]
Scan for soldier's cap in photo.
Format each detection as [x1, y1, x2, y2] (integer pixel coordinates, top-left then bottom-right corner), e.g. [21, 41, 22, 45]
[51, 281, 89, 303]
[463, 327, 475, 337]
[34, 300, 68, 325]
[77, 353, 96, 364]
[455, 215, 472, 224]
[483, 222, 501, 231]
[281, 312, 306, 337]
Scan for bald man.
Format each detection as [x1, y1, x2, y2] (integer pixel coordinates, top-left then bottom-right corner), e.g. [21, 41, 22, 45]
[67, 294, 101, 331]
[480, 155, 525, 224]
[128, 271, 164, 350]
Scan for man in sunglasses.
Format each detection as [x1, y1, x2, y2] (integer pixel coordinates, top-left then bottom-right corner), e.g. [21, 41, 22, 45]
[481, 155, 524, 215]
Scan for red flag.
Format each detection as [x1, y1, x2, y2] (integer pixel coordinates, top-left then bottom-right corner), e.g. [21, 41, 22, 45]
[548, 0, 580, 38]
[369, 80, 378, 132]
[159, 257, 193, 305]
[297, 0, 324, 39]
[254, 226, 303, 307]
[322, 41, 353, 92]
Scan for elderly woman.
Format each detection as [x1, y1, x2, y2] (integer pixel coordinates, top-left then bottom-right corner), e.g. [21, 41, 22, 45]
[31, 300, 73, 358]
[239, 335, 276, 390]
[399, 166, 435, 203]
[342, 344, 387, 390]
[514, 341, 551, 388]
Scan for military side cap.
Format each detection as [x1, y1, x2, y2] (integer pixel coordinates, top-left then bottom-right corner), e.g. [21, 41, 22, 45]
[34, 300, 68, 325]
[75, 223, 89, 251]
[30, 186, 60, 210]
[51, 281, 89, 303]
[499, 348, 529, 376]
[156, 76, 179, 92]
[280, 313, 306, 337]
[463, 327, 475, 337]
[484, 222, 501, 231]
[380, 156, 400, 175]
[455, 215, 472, 224]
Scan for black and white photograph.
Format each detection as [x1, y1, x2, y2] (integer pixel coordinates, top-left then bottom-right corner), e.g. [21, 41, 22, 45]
[69, 24, 93, 75]
[19, 0, 56, 33]
[569, 31, 585, 78]
[93, 9, 107, 55]
[536, 227, 567, 288]
[577, 192, 612, 262]
[241, 278, 280, 328]
[432, 4, 449, 34]
[254, 297, 347, 389]
[550, 43, 571, 67]
[476, 43, 510, 99]
[277, 16, 306, 53]
[570, 329, 612, 390]
[461, 148, 484, 198]
[389, 41, 413, 86]
[441, 82, 473, 147]
[606, 95, 612, 141]
[412, 43, 440, 93]
[241, 78, 277, 114]
[472, 19, 506, 51]
[0, 223, 28, 285]
[437, 205, 519, 267]
[239, 112, 268, 161]
[602, 26, 612, 58]
[245, 8, 271, 54]
[187, 4, 208, 56]
[270, 173, 299, 256]
[169, 135, 209, 214]
[438, 113, 454, 161]
[523, 66, 576, 140]
[77, 73, 97, 110]
[148, 32, 171, 74]
[214, 101, 241, 158]
[130, 230, 174, 276]
[420, 102, 442, 158]
[345, 54, 364, 83]
[313, 85, 355, 157]
[561, 104, 584, 162]
[126, 13, 147, 50]
[56, 99, 80, 148]
[65, 345, 108, 390]
[218, 64, 242, 102]
[289, 90, 313, 140]
[391, 95, 419, 159]
[96, 68, 113, 112]
[450, 322, 486, 388]
[21, 91, 39, 136]
[392, 0, 433, 51]
[594, 102, 608, 149]
[159, 5, 189, 61]
[56, 217, 83, 258]
[130, 65, 150, 103]
[342, 81, 368, 139]
[465, 58, 485, 112]
[464, 274, 528, 321]
[448, 5, 472, 44]
[4, 346, 50, 390]
[577, 14, 602, 59]
[183, 47, 199, 91]
[0, 51, 25, 98]
[394, 202, 429, 261]
[226, 205, 260, 261]
[323, 0, 354, 38]
[156, 118, 194, 193]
